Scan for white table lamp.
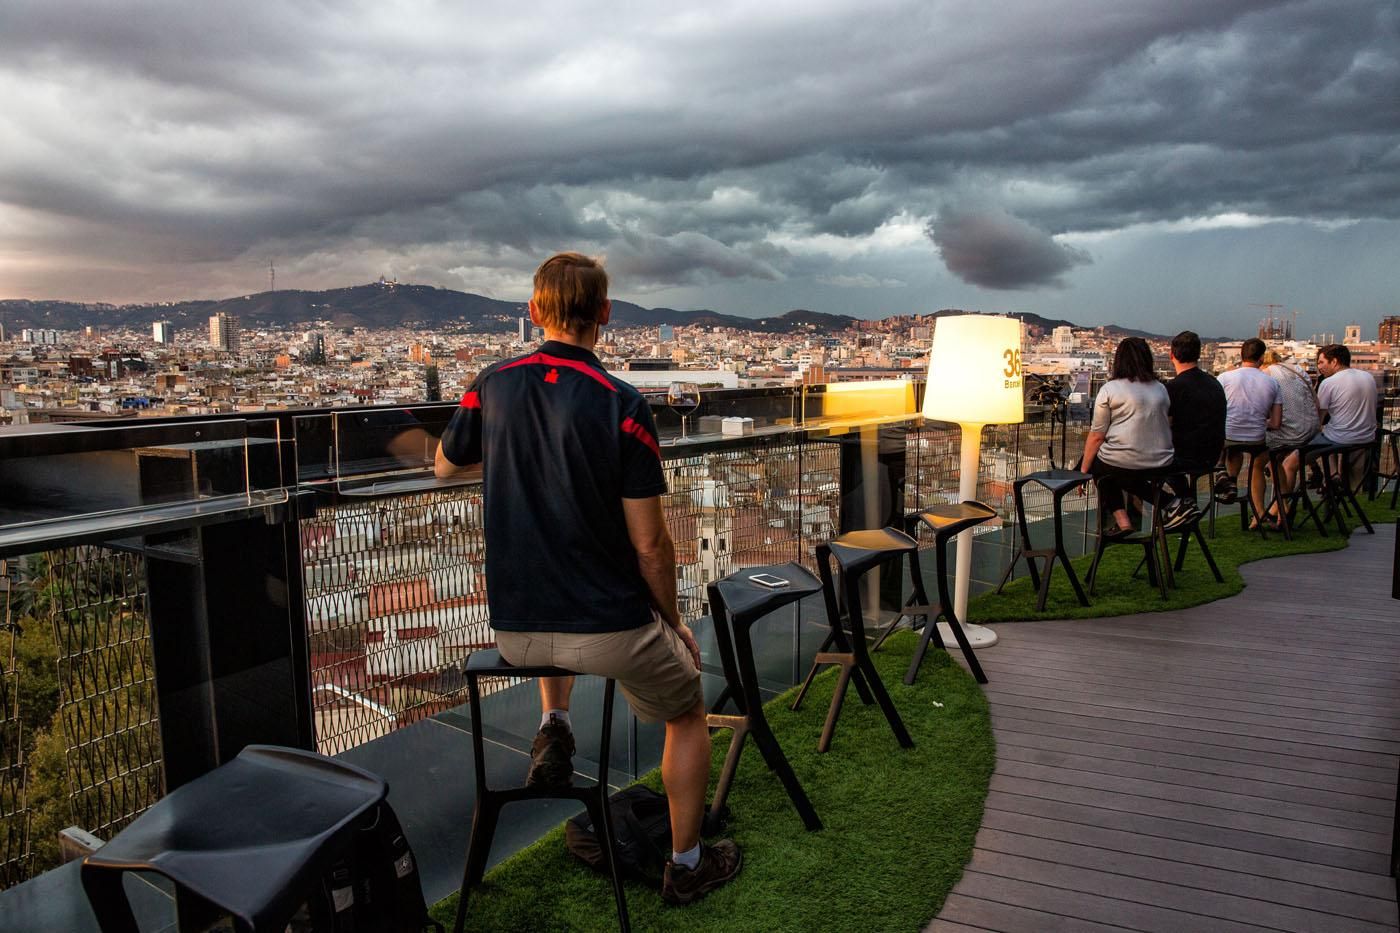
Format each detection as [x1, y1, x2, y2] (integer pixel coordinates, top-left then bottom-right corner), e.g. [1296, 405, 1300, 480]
[923, 314, 1024, 647]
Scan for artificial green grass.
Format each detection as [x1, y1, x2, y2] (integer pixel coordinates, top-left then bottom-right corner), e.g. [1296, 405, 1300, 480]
[430, 634, 994, 933]
[970, 498, 1400, 623]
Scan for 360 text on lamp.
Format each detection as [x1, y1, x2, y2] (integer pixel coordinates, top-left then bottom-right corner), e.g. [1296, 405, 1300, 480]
[923, 314, 1024, 648]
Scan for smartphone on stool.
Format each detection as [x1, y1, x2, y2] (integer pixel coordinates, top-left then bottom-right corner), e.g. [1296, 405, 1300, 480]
[748, 573, 790, 588]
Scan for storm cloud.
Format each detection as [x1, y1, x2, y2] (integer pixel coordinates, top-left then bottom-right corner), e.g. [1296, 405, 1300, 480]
[0, 0, 1397, 332]
[929, 210, 1092, 290]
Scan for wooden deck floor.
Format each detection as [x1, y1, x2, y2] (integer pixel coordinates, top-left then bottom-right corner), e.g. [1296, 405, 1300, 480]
[930, 523, 1400, 933]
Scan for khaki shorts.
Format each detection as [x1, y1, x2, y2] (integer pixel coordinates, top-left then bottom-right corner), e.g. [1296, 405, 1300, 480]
[495, 618, 703, 724]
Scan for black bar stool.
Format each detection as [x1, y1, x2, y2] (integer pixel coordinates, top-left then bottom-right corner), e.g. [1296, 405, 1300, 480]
[81, 745, 388, 933]
[453, 650, 628, 933]
[899, 502, 994, 686]
[1267, 444, 1326, 539]
[706, 563, 823, 832]
[1372, 427, 1399, 510]
[1167, 499, 1224, 583]
[995, 469, 1092, 611]
[791, 528, 915, 754]
[1219, 442, 1271, 538]
[1085, 474, 1173, 600]
[1305, 442, 1375, 537]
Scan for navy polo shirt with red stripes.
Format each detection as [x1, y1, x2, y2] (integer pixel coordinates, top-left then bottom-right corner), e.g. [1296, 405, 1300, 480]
[439, 340, 667, 634]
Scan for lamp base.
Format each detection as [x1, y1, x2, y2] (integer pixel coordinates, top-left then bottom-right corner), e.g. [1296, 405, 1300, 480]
[937, 620, 998, 649]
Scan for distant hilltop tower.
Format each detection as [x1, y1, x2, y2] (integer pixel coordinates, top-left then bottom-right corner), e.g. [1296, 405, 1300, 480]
[209, 312, 241, 353]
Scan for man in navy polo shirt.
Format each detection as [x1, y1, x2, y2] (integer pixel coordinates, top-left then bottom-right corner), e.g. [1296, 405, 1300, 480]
[435, 252, 740, 904]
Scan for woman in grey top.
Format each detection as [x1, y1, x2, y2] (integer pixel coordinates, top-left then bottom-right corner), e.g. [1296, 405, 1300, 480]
[1253, 349, 1319, 528]
[1079, 337, 1197, 537]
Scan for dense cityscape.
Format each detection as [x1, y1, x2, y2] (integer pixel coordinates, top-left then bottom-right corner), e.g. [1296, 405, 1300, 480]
[3, 279, 1398, 424]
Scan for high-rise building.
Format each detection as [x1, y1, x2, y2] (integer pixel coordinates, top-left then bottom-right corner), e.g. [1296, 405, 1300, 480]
[1051, 326, 1075, 353]
[209, 313, 241, 353]
[0, 321, 6, 342]
[152, 321, 174, 344]
[517, 317, 529, 343]
[1379, 316, 1400, 345]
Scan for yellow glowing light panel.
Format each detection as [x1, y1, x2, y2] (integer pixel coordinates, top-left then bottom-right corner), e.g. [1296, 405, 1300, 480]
[923, 314, 1025, 426]
[819, 379, 917, 426]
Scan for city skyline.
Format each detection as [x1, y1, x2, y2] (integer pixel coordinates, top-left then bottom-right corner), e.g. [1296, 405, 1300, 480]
[1, 2, 1397, 336]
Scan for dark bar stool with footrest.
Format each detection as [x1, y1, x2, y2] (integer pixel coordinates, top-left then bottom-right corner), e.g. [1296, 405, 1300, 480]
[1086, 473, 1174, 601]
[1304, 442, 1375, 537]
[705, 563, 823, 832]
[791, 528, 916, 753]
[1268, 443, 1327, 539]
[81, 745, 389, 933]
[453, 650, 628, 933]
[995, 469, 1093, 611]
[1373, 427, 1399, 510]
[1217, 442, 1271, 538]
[898, 501, 996, 686]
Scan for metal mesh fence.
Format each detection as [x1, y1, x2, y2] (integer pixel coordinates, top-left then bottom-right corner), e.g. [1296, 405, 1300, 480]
[302, 486, 492, 755]
[47, 548, 163, 842]
[0, 560, 27, 888]
[663, 439, 841, 621]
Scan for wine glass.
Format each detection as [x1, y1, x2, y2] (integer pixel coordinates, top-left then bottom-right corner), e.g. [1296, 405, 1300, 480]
[666, 381, 701, 440]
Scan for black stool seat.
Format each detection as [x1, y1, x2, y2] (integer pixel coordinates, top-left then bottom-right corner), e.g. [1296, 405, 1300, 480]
[706, 563, 822, 832]
[792, 530, 915, 753]
[896, 502, 995, 685]
[826, 527, 918, 575]
[913, 500, 999, 533]
[996, 469, 1093, 611]
[81, 745, 387, 933]
[1020, 468, 1096, 494]
[454, 651, 628, 932]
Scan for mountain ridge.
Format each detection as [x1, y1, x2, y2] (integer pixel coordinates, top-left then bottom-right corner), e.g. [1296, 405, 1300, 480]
[0, 281, 1184, 339]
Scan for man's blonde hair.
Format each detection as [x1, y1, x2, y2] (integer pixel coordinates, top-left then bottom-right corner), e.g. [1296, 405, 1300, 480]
[532, 252, 608, 334]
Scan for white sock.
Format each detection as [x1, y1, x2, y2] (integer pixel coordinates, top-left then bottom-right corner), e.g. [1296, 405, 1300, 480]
[672, 843, 701, 870]
[541, 710, 571, 731]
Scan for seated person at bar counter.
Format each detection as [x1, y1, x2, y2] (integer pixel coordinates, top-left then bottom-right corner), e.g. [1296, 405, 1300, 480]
[1079, 337, 1199, 537]
[434, 252, 741, 905]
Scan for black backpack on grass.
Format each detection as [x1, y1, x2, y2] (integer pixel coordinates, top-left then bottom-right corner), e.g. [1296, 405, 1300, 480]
[565, 786, 672, 888]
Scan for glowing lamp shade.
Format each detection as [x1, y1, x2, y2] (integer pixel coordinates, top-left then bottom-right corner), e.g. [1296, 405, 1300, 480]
[923, 314, 1025, 427]
[922, 314, 1023, 646]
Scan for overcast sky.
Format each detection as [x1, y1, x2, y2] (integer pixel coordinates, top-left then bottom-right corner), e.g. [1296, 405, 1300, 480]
[1, 0, 1396, 336]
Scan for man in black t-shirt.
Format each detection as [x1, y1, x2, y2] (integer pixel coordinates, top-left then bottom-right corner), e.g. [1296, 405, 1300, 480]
[435, 253, 740, 905]
[1165, 330, 1226, 510]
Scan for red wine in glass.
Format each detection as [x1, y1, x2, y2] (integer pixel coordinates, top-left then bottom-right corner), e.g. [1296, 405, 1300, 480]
[666, 381, 700, 439]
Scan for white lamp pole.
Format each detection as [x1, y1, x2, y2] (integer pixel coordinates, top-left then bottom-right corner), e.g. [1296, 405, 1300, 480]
[924, 314, 1025, 650]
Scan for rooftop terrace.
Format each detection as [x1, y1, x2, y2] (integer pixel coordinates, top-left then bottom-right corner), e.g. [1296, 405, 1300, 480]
[0, 383, 1395, 931]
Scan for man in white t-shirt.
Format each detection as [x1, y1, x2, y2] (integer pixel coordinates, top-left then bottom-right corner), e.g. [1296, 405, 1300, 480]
[1316, 344, 1378, 445]
[1214, 338, 1281, 503]
[1315, 343, 1378, 491]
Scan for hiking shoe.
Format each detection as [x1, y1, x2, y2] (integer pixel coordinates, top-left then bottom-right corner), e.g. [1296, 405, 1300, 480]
[1213, 476, 1238, 504]
[662, 840, 743, 906]
[526, 718, 575, 789]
